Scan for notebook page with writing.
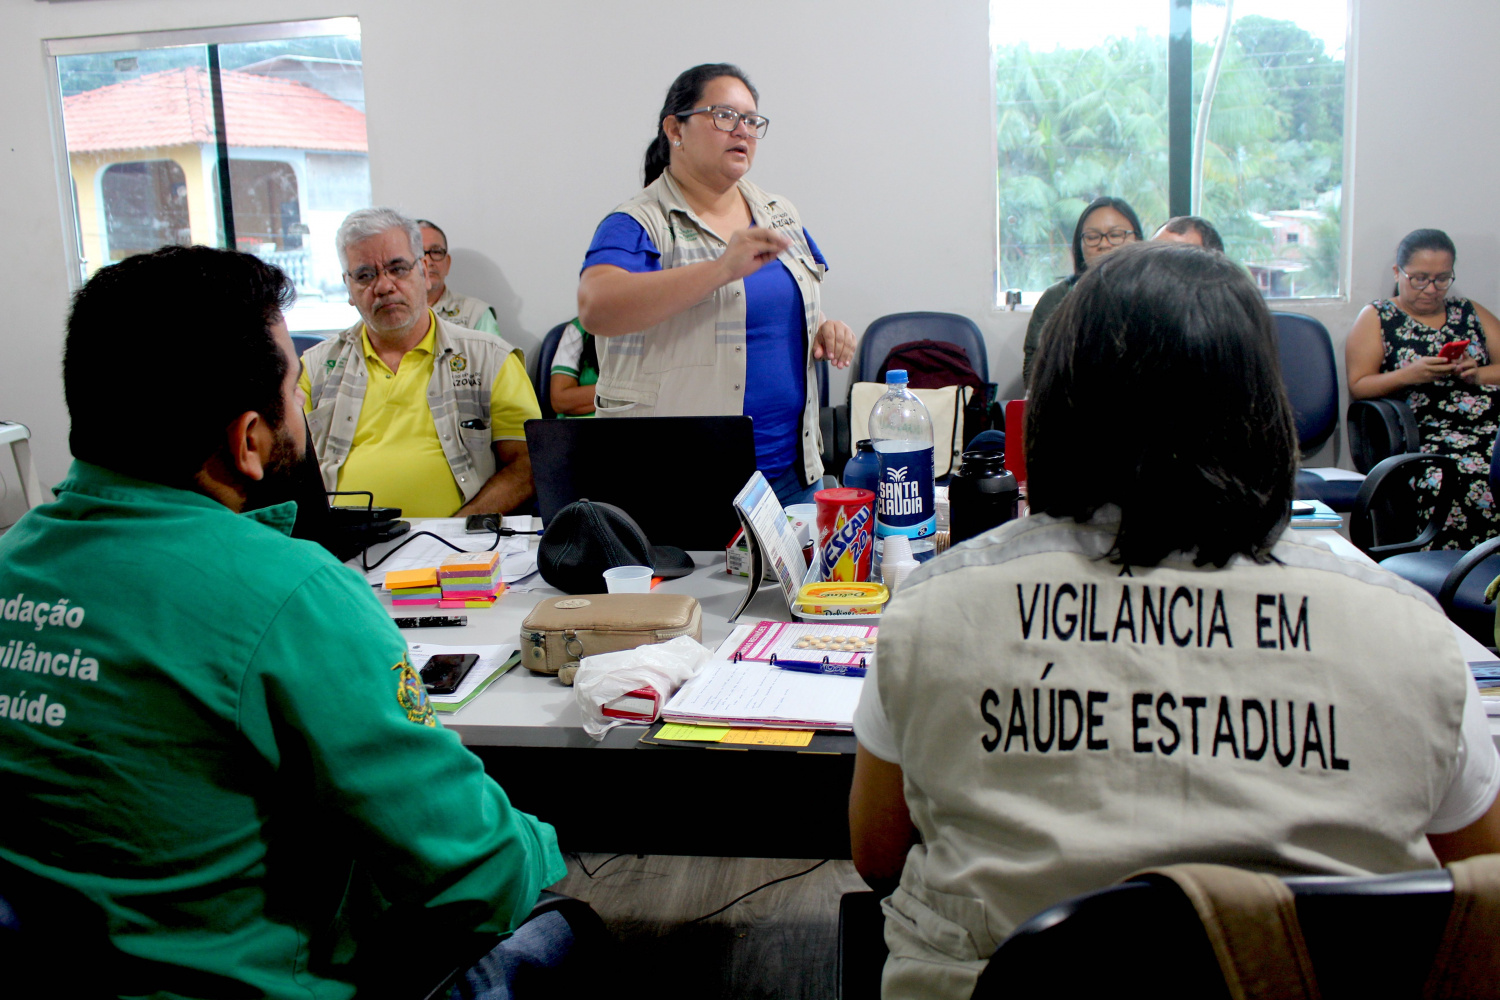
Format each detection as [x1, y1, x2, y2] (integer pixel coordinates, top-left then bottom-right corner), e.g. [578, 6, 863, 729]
[662, 658, 864, 730]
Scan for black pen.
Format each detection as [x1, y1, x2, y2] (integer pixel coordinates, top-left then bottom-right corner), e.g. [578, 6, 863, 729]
[394, 615, 468, 629]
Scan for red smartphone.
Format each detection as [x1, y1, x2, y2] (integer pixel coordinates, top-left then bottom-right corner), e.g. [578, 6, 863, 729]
[1438, 339, 1471, 362]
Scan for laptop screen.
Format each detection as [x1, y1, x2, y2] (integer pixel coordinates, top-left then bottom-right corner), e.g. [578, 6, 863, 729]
[525, 416, 756, 551]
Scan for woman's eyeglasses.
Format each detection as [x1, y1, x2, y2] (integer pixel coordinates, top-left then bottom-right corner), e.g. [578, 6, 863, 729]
[1400, 268, 1455, 291]
[678, 105, 770, 139]
[1081, 229, 1136, 248]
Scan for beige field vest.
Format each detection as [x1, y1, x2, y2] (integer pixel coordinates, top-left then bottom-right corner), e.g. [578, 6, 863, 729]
[595, 171, 825, 485]
[301, 314, 522, 504]
[876, 513, 1468, 1000]
[433, 286, 498, 332]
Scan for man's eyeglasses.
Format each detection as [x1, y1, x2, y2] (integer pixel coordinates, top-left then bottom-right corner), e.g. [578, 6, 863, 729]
[423, 247, 449, 263]
[345, 258, 419, 288]
[678, 105, 770, 139]
[1400, 268, 1455, 291]
[1081, 229, 1136, 248]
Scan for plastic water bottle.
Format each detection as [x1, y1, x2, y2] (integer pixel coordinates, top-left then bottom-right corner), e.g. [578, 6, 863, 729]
[869, 370, 936, 563]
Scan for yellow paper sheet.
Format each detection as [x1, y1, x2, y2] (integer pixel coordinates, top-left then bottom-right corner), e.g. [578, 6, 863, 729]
[721, 729, 815, 747]
[654, 723, 730, 742]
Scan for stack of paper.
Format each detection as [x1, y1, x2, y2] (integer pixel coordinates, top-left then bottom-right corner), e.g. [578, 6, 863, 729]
[438, 551, 504, 608]
[1291, 499, 1343, 529]
[385, 567, 441, 606]
[661, 658, 864, 731]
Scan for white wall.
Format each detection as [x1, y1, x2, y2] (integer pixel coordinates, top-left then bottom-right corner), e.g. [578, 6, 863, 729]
[2, 0, 1498, 521]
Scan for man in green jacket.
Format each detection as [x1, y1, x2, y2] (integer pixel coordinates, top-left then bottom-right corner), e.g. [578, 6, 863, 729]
[0, 246, 566, 999]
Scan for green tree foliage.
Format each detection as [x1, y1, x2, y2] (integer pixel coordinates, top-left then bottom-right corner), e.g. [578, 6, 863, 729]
[995, 15, 1344, 297]
[58, 37, 362, 98]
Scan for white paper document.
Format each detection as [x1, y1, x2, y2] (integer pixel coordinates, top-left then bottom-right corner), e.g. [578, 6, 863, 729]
[405, 642, 518, 707]
[363, 517, 536, 585]
[662, 657, 864, 730]
[1302, 466, 1364, 483]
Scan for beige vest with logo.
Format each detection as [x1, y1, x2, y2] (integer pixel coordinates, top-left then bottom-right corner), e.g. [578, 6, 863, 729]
[433, 286, 497, 332]
[595, 171, 825, 485]
[301, 314, 523, 504]
[876, 514, 1467, 1000]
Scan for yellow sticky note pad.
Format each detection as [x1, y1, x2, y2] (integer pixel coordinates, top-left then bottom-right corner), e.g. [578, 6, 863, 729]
[654, 723, 731, 742]
[385, 567, 438, 590]
[722, 729, 815, 747]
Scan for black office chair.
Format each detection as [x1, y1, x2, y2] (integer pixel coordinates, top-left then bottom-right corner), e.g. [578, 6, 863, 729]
[1, 853, 608, 1000]
[853, 311, 989, 386]
[1348, 397, 1423, 473]
[531, 320, 570, 419]
[1354, 425, 1500, 645]
[1273, 311, 1363, 511]
[974, 867, 1468, 999]
[837, 890, 887, 1000]
[0, 857, 122, 999]
[290, 332, 327, 358]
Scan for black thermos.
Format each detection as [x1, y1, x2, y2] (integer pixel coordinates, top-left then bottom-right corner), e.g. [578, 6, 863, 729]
[948, 450, 1019, 545]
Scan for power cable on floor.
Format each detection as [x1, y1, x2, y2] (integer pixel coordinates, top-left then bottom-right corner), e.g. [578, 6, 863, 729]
[570, 852, 633, 879]
[686, 859, 830, 923]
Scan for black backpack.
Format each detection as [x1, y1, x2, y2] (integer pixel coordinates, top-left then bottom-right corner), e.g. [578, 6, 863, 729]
[875, 339, 1000, 444]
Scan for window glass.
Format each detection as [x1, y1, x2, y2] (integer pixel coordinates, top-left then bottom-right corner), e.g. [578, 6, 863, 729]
[1192, 2, 1345, 297]
[992, 0, 1347, 301]
[53, 22, 370, 332]
[101, 160, 191, 260]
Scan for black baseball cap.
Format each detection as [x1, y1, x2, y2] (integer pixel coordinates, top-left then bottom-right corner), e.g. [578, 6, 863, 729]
[537, 499, 695, 594]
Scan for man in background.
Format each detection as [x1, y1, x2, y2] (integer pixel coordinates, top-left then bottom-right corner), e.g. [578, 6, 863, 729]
[420, 217, 503, 335]
[0, 245, 566, 998]
[1153, 214, 1225, 252]
[302, 207, 539, 517]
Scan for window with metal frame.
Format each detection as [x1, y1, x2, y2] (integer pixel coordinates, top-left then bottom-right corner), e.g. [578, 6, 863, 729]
[46, 18, 371, 333]
[993, 0, 1347, 303]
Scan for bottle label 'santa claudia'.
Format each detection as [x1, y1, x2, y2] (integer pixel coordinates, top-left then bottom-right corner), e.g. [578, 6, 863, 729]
[876, 446, 936, 538]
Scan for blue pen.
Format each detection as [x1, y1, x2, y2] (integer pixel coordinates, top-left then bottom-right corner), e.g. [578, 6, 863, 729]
[769, 653, 867, 678]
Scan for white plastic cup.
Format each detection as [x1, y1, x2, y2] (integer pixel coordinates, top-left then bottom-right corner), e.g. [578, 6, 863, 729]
[881, 535, 920, 597]
[603, 564, 653, 594]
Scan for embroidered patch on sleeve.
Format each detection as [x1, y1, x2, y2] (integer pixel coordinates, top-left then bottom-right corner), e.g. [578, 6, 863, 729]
[392, 656, 436, 727]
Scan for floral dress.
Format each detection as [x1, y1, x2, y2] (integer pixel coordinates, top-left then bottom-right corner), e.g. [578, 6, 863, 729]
[1376, 297, 1500, 549]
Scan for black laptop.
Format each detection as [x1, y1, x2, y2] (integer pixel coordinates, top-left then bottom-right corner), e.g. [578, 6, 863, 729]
[525, 415, 757, 551]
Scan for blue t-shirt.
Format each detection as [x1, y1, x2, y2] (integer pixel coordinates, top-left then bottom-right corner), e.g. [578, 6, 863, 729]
[582, 213, 828, 477]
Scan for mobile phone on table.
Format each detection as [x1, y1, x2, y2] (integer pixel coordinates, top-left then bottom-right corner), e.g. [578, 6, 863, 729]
[420, 653, 480, 694]
[1291, 501, 1316, 517]
[465, 513, 499, 534]
[1438, 339, 1471, 362]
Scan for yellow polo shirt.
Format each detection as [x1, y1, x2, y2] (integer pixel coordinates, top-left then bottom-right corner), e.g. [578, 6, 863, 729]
[298, 313, 539, 517]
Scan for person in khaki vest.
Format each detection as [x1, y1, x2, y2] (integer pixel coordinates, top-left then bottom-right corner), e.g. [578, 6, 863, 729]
[416, 218, 502, 336]
[850, 242, 1500, 1000]
[299, 208, 539, 518]
[576, 63, 855, 506]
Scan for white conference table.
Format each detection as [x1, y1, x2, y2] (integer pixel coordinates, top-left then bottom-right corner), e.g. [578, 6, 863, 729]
[357, 521, 857, 858]
[355, 521, 1500, 855]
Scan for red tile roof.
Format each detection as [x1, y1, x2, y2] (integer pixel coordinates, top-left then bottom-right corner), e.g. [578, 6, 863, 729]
[63, 66, 368, 154]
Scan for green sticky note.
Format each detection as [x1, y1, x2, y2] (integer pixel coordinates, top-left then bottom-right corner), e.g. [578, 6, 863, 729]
[654, 723, 731, 742]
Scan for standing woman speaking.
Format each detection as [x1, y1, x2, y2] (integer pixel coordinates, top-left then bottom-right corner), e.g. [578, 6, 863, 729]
[577, 64, 855, 505]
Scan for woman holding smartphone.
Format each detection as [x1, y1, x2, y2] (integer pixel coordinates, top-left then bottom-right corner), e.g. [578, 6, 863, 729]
[1346, 228, 1500, 548]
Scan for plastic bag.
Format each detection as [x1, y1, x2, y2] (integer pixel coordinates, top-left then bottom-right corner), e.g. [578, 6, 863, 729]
[574, 635, 710, 739]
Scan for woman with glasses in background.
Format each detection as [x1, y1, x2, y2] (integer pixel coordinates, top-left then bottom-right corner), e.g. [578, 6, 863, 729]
[1346, 228, 1500, 548]
[576, 63, 855, 506]
[1021, 195, 1145, 387]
